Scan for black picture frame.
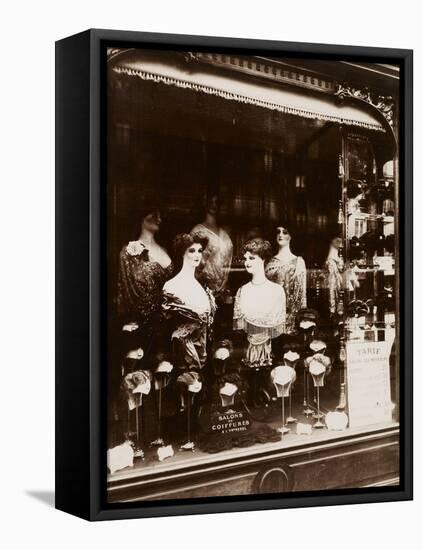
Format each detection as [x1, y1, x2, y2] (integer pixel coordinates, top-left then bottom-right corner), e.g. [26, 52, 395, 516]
[55, 28, 413, 521]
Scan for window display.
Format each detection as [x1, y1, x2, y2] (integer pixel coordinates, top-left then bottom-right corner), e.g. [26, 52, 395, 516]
[106, 47, 401, 501]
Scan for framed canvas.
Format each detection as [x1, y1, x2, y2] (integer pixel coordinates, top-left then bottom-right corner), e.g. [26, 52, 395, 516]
[55, 29, 413, 521]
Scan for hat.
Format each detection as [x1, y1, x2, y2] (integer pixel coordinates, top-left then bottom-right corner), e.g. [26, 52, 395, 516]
[177, 371, 202, 393]
[306, 353, 331, 369]
[309, 360, 326, 377]
[284, 350, 300, 363]
[124, 370, 152, 395]
[219, 382, 238, 397]
[214, 347, 230, 361]
[296, 308, 319, 330]
[153, 361, 173, 389]
[309, 340, 327, 354]
[126, 347, 144, 360]
[155, 360, 173, 374]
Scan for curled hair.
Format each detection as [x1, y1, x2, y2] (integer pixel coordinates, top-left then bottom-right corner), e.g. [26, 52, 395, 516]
[241, 238, 273, 262]
[172, 233, 208, 271]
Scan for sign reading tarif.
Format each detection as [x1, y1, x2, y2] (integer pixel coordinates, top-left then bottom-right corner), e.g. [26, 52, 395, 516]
[346, 332, 395, 428]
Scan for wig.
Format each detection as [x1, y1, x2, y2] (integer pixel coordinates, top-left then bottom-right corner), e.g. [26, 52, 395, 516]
[241, 237, 273, 262]
[172, 232, 209, 272]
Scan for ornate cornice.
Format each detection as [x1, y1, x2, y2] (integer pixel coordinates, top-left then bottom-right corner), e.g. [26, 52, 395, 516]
[334, 83, 395, 129]
[191, 52, 337, 95]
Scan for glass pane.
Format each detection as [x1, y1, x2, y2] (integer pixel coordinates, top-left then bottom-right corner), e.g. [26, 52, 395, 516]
[106, 49, 400, 498]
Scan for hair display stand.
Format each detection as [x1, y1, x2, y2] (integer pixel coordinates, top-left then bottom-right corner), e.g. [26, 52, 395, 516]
[271, 366, 296, 438]
[284, 352, 300, 424]
[303, 361, 314, 417]
[180, 393, 195, 452]
[127, 397, 144, 459]
[150, 371, 171, 447]
[309, 361, 327, 429]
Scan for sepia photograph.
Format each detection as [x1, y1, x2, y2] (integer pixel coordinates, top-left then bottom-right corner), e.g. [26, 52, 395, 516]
[105, 46, 402, 504]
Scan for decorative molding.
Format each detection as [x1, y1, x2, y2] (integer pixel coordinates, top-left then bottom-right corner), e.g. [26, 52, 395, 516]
[335, 83, 395, 128]
[192, 52, 337, 95]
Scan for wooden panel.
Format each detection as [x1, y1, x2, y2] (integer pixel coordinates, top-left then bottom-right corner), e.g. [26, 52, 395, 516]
[289, 440, 398, 491]
[108, 429, 399, 502]
[129, 473, 256, 502]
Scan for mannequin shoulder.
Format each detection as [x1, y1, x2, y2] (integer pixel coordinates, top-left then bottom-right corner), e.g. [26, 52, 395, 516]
[162, 276, 178, 294]
[267, 279, 286, 296]
[296, 256, 306, 270]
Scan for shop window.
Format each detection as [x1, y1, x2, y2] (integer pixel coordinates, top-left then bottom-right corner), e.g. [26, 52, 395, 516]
[107, 64, 399, 488]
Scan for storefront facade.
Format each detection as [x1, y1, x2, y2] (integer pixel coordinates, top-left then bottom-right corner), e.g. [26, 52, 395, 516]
[106, 48, 400, 502]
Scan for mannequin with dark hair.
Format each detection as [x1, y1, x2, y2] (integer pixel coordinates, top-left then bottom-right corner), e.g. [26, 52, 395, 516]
[162, 233, 216, 372]
[191, 191, 233, 296]
[117, 207, 172, 331]
[233, 238, 286, 367]
[265, 225, 307, 335]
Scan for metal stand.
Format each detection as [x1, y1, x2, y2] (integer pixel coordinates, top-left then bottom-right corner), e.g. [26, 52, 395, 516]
[303, 363, 313, 416]
[278, 394, 290, 437]
[133, 397, 144, 459]
[150, 374, 169, 447]
[180, 394, 195, 452]
[286, 389, 297, 424]
[313, 385, 325, 429]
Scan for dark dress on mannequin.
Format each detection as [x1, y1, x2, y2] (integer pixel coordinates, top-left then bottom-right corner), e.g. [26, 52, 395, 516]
[161, 287, 216, 372]
[117, 241, 173, 337]
[160, 284, 216, 442]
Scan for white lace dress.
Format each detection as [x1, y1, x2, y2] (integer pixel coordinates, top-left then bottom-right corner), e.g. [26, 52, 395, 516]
[233, 280, 286, 366]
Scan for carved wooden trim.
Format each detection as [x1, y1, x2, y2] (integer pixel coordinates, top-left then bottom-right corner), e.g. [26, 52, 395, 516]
[335, 83, 395, 129]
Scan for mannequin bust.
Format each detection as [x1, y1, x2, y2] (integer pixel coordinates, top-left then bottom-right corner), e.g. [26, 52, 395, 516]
[233, 238, 286, 366]
[265, 225, 307, 335]
[136, 210, 171, 269]
[162, 234, 215, 371]
[191, 191, 233, 296]
[163, 234, 211, 315]
[117, 207, 172, 330]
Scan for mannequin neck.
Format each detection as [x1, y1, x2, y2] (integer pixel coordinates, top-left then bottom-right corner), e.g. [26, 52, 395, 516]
[179, 262, 197, 280]
[138, 228, 156, 247]
[251, 264, 267, 285]
[276, 243, 295, 261]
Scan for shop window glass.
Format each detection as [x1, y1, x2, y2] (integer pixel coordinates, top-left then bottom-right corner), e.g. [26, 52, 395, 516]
[107, 60, 399, 481]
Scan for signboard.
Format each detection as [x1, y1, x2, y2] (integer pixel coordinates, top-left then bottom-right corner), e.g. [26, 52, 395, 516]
[346, 332, 395, 428]
[206, 410, 252, 436]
